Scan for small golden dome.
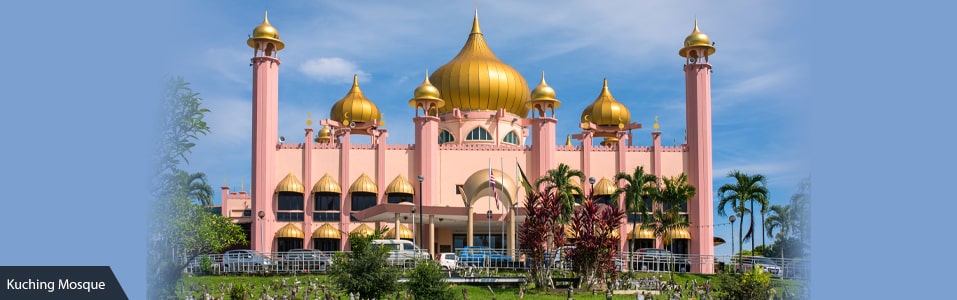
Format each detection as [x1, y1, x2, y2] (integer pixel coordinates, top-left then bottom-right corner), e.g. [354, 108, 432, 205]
[528, 72, 562, 111]
[276, 223, 305, 239]
[568, 178, 583, 195]
[679, 20, 715, 58]
[408, 71, 445, 108]
[600, 137, 619, 147]
[276, 173, 305, 193]
[313, 223, 341, 239]
[386, 224, 414, 239]
[430, 13, 530, 117]
[592, 177, 617, 196]
[565, 134, 573, 147]
[385, 174, 415, 195]
[316, 125, 333, 143]
[331, 75, 381, 125]
[247, 11, 285, 50]
[312, 173, 341, 194]
[349, 173, 378, 194]
[351, 223, 375, 237]
[580, 79, 631, 126]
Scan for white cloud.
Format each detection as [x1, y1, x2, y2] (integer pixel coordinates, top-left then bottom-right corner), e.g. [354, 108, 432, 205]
[298, 57, 371, 84]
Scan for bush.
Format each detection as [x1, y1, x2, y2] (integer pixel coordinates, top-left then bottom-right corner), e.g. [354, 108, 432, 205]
[328, 231, 400, 300]
[406, 260, 455, 300]
[198, 255, 213, 275]
[228, 283, 250, 300]
[717, 266, 772, 300]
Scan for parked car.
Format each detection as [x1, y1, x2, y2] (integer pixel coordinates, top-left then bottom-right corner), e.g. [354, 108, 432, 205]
[278, 249, 332, 272]
[633, 248, 691, 272]
[458, 246, 513, 267]
[437, 252, 458, 270]
[371, 239, 430, 267]
[222, 250, 272, 273]
[733, 256, 782, 278]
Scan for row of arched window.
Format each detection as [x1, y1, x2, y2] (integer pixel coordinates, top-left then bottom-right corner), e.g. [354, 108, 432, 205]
[440, 127, 521, 145]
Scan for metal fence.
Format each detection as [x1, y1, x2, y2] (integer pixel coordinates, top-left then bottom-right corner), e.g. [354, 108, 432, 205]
[182, 249, 808, 280]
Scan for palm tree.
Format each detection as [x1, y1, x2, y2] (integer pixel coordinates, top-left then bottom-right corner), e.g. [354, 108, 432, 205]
[649, 173, 694, 280]
[183, 172, 213, 207]
[717, 170, 768, 258]
[535, 163, 585, 224]
[612, 166, 659, 252]
[764, 204, 793, 259]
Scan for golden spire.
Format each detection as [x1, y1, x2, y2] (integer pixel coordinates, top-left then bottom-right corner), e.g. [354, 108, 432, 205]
[472, 8, 481, 34]
[307, 112, 313, 127]
[241, 178, 245, 192]
[565, 134, 572, 147]
[653, 116, 660, 131]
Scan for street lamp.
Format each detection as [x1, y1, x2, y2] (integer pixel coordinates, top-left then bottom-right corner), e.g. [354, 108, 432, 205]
[589, 177, 596, 195]
[487, 210, 493, 248]
[417, 175, 424, 250]
[257, 211, 265, 253]
[729, 215, 736, 273]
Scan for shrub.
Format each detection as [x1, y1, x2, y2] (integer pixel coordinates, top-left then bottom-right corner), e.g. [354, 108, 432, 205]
[198, 255, 213, 275]
[717, 266, 772, 299]
[406, 260, 455, 300]
[328, 230, 400, 300]
[228, 283, 250, 300]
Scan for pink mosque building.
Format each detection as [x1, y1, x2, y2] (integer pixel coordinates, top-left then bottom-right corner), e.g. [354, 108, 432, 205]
[220, 12, 718, 273]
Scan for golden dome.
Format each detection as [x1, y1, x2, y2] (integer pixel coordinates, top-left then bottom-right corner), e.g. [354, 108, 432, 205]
[385, 174, 415, 195]
[351, 223, 375, 237]
[630, 228, 655, 239]
[348, 173, 378, 194]
[276, 223, 305, 239]
[312, 173, 342, 194]
[429, 13, 530, 117]
[592, 177, 618, 196]
[313, 223, 341, 239]
[331, 75, 381, 125]
[600, 137, 619, 147]
[247, 11, 285, 50]
[316, 125, 333, 143]
[276, 173, 305, 193]
[581, 79, 631, 126]
[408, 71, 444, 106]
[679, 20, 715, 58]
[568, 178, 583, 195]
[528, 72, 561, 109]
[386, 224, 414, 239]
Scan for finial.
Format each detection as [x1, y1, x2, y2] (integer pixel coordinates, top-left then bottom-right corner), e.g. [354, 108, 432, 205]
[307, 112, 313, 126]
[264, 10, 269, 24]
[241, 178, 245, 192]
[654, 116, 660, 130]
[541, 71, 546, 84]
[352, 74, 359, 87]
[471, 7, 482, 34]
[566, 134, 572, 147]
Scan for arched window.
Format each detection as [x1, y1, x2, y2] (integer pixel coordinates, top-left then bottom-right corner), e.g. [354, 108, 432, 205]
[277, 192, 304, 221]
[438, 130, 455, 144]
[503, 131, 520, 145]
[465, 127, 492, 141]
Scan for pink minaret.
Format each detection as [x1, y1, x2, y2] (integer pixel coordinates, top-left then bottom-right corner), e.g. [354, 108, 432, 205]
[680, 20, 716, 274]
[528, 72, 560, 180]
[248, 11, 284, 253]
[409, 71, 445, 250]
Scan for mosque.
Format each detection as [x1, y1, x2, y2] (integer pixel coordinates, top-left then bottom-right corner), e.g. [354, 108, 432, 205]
[219, 11, 718, 273]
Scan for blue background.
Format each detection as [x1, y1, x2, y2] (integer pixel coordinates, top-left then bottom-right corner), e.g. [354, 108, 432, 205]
[0, 0, 953, 298]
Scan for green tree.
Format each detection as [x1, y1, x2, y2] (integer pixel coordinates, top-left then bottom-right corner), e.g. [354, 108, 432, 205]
[148, 77, 246, 299]
[764, 204, 793, 258]
[535, 163, 585, 224]
[612, 166, 659, 252]
[406, 260, 455, 300]
[717, 170, 768, 263]
[184, 172, 213, 207]
[643, 174, 694, 281]
[789, 177, 811, 254]
[329, 229, 401, 300]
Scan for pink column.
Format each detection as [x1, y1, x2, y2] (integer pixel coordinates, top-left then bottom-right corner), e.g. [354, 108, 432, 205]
[413, 116, 439, 205]
[530, 117, 557, 180]
[376, 130, 388, 204]
[251, 52, 280, 253]
[651, 131, 662, 249]
[221, 186, 230, 218]
[303, 128, 314, 249]
[685, 60, 715, 274]
[580, 131, 593, 185]
[339, 130, 352, 250]
[616, 132, 627, 251]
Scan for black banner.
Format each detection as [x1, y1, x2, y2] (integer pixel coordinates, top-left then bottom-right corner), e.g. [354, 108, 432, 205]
[0, 266, 127, 299]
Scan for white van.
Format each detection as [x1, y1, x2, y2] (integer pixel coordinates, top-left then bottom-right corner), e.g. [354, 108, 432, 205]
[371, 239, 430, 266]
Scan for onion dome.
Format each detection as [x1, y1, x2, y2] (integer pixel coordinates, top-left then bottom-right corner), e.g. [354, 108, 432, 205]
[312, 223, 341, 239]
[592, 177, 617, 196]
[386, 224, 414, 239]
[408, 71, 445, 108]
[316, 125, 332, 143]
[530, 72, 559, 104]
[580, 79, 631, 127]
[600, 137, 619, 147]
[349, 173, 378, 194]
[385, 174, 415, 195]
[568, 178, 583, 195]
[679, 20, 715, 58]
[276, 173, 305, 193]
[247, 11, 285, 50]
[312, 173, 342, 194]
[276, 223, 304, 239]
[330, 75, 381, 126]
[351, 223, 375, 237]
[429, 12, 530, 116]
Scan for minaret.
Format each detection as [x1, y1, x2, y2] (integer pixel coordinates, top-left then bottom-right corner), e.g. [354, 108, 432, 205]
[248, 11, 284, 253]
[528, 72, 560, 180]
[680, 20, 715, 274]
[409, 70, 444, 250]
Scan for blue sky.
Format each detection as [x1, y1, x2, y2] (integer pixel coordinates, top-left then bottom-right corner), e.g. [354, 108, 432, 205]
[170, 0, 810, 257]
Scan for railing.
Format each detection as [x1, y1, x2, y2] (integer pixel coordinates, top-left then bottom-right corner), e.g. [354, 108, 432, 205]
[182, 250, 809, 280]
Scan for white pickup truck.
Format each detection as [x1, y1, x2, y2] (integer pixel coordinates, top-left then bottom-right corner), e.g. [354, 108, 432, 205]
[371, 239, 430, 267]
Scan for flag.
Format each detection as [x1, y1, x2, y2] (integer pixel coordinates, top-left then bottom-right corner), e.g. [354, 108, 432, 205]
[490, 168, 500, 210]
[516, 160, 532, 192]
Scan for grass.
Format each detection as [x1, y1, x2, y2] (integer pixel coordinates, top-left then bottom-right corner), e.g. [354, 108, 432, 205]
[176, 272, 808, 299]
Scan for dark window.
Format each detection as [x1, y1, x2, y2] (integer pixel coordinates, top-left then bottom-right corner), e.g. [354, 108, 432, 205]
[313, 212, 341, 222]
[628, 239, 655, 251]
[387, 193, 413, 204]
[277, 238, 303, 252]
[627, 214, 644, 223]
[438, 130, 455, 144]
[671, 239, 689, 255]
[455, 184, 464, 194]
[503, 131, 519, 145]
[242, 210, 252, 217]
[277, 212, 304, 221]
[351, 192, 377, 211]
[278, 192, 304, 210]
[313, 238, 340, 252]
[466, 127, 492, 141]
[314, 192, 341, 211]
[595, 195, 612, 206]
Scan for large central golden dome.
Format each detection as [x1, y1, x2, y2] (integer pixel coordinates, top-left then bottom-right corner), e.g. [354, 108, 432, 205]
[429, 13, 530, 117]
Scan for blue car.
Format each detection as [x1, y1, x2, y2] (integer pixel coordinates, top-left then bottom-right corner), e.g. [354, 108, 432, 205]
[457, 246, 514, 267]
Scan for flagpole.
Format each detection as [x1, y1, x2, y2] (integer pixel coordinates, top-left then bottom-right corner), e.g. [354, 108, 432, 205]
[488, 158, 492, 252]
[501, 157, 505, 253]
